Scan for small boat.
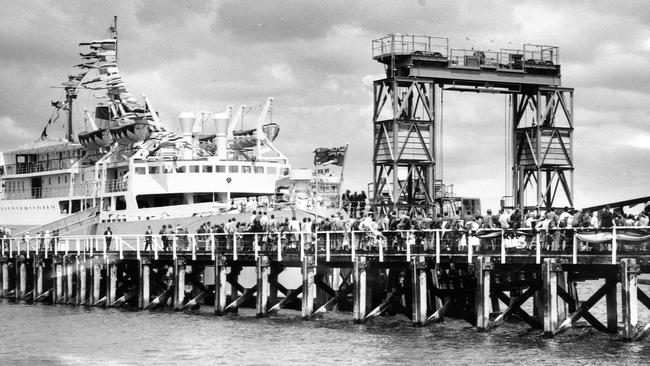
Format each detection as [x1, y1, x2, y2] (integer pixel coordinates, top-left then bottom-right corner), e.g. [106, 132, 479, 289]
[230, 123, 280, 150]
[109, 121, 152, 145]
[78, 128, 113, 149]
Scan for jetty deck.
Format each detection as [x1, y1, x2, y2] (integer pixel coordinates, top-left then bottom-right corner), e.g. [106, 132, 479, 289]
[2, 227, 650, 341]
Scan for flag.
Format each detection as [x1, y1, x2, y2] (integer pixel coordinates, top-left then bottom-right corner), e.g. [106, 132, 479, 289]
[314, 146, 347, 166]
[40, 126, 48, 140]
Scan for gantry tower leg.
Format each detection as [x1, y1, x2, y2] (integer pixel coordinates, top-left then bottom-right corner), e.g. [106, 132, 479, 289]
[513, 87, 574, 211]
[372, 78, 436, 216]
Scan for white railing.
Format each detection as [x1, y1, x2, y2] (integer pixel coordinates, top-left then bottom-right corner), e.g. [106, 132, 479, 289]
[2, 226, 649, 265]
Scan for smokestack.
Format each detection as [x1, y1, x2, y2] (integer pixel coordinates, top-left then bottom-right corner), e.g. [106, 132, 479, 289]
[178, 112, 195, 144]
[213, 112, 229, 160]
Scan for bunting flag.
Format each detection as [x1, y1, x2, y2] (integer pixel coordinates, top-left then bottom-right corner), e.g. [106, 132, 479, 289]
[314, 146, 347, 166]
[40, 126, 48, 140]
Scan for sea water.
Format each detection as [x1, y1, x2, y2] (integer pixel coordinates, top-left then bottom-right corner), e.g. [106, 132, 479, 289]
[1, 281, 650, 365]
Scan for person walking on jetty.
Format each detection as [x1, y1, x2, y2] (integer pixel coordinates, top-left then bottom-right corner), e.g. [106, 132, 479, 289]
[104, 227, 113, 251]
[144, 226, 153, 252]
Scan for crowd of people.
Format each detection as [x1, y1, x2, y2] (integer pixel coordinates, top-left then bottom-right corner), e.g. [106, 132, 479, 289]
[2, 229, 61, 253]
[139, 205, 649, 254]
[2, 204, 648, 255]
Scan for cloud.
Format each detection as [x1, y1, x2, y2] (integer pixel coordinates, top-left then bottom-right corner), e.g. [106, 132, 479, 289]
[0, 116, 34, 148]
[1, 1, 649, 212]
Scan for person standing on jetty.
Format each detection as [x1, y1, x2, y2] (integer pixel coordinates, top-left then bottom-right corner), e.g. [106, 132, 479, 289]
[358, 191, 367, 216]
[144, 226, 153, 252]
[350, 191, 359, 218]
[342, 190, 351, 214]
[159, 225, 168, 251]
[104, 227, 113, 251]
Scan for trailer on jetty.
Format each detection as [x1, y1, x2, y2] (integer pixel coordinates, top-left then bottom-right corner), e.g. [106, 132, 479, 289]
[2, 227, 650, 340]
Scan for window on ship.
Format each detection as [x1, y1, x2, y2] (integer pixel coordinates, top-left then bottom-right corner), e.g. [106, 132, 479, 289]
[71, 199, 81, 213]
[59, 201, 70, 214]
[136, 193, 188, 208]
[116, 196, 126, 211]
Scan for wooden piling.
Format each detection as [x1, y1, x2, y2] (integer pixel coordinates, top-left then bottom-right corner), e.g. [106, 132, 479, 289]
[429, 265, 444, 321]
[90, 257, 103, 306]
[107, 258, 117, 307]
[53, 255, 64, 304]
[268, 262, 283, 312]
[15, 255, 27, 301]
[302, 256, 315, 319]
[605, 274, 618, 333]
[77, 257, 87, 305]
[0, 257, 8, 298]
[257, 255, 269, 318]
[621, 258, 638, 340]
[353, 256, 367, 323]
[411, 256, 427, 326]
[542, 258, 559, 336]
[65, 256, 75, 304]
[475, 256, 492, 330]
[173, 257, 186, 310]
[228, 265, 243, 314]
[139, 257, 151, 309]
[33, 256, 43, 302]
[214, 255, 227, 315]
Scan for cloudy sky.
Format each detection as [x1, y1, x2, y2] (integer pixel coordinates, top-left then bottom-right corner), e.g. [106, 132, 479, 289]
[1, 0, 649, 210]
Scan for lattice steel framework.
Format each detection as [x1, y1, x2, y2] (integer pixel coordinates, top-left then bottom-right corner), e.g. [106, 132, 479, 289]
[371, 34, 573, 214]
[372, 78, 435, 215]
[512, 87, 574, 210]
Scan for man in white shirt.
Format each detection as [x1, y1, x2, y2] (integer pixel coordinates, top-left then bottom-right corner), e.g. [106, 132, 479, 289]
[558, 207, 572, 228]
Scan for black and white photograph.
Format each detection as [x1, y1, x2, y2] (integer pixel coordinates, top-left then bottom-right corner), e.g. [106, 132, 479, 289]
[0, 1, 649, 365]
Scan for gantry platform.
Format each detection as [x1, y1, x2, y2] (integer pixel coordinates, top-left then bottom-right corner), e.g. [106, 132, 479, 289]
[372, 34, 561, 89]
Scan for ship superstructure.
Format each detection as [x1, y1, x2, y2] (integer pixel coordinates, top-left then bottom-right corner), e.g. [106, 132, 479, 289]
[0, 18, 291, 233]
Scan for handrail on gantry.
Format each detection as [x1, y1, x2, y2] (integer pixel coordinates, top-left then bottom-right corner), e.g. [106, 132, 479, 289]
[3, 226, 649, 266]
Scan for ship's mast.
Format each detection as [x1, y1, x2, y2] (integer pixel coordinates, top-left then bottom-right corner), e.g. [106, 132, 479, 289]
[65, 87, 77, 142]
[108, 16, 118, 125]
[110, 16, 118, 61]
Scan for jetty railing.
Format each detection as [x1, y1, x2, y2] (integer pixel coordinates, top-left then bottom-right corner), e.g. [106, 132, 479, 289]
[3, 226, 649, 265]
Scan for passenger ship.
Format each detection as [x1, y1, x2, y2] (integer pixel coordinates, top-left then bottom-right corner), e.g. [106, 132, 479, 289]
[0, 18, 334, 235]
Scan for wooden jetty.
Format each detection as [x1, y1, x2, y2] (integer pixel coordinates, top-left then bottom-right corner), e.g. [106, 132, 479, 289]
[2, 228, 650, 341]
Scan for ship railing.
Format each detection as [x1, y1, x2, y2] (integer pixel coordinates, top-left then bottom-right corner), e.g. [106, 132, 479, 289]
[1, 186, 71, 200]
[3, 158, 79, 176]
[372, 34, 449, 59]
[3, 226, 650, 265]
[105, 179, 128, 193]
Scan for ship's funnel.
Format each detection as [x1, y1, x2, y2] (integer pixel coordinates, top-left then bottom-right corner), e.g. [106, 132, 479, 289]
[178, 112, 196, 143]
[213, 112, 229, 160]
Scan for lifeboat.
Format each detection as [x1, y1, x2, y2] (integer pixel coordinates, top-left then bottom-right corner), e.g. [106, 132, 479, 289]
[109, 121, 152, 145]
[230, 123, 280, 150]
[78, 128, 113, 149]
